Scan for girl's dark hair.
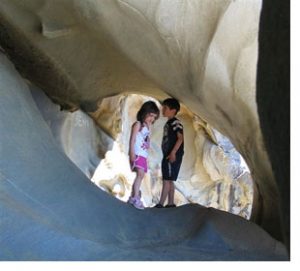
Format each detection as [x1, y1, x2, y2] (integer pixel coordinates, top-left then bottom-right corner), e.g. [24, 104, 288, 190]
[136, 101, 160, 122]
[162, 98, 180, 113]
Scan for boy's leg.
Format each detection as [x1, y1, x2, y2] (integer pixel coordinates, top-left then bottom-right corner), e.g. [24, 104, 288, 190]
[167, 181, 175, 205]
[160, 157, 171, 205]
[165, 155, 182, 207]
[158, 180, 170, 205]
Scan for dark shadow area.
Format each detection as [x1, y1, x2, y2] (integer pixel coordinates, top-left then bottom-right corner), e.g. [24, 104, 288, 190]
[257, 0, 290, 253]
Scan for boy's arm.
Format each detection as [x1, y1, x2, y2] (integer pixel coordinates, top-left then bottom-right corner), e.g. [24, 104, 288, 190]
[167, 132, 183, 162]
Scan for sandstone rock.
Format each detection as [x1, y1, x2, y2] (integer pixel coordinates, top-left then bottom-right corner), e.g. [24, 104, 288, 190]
[0, 0, 289, 259]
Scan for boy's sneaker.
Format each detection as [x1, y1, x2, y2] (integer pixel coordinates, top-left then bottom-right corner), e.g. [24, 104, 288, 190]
[132, 197, 144, 210]
[165, 204, 176, 208]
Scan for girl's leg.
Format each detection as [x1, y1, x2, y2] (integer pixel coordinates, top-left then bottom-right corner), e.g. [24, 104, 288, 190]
[132, 168, 145, 198]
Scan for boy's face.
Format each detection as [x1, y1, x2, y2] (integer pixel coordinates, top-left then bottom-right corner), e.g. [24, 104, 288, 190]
[162, 105, 176, 118]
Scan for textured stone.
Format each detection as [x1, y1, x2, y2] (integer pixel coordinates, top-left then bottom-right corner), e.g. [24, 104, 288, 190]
[0, 0, 289, 259]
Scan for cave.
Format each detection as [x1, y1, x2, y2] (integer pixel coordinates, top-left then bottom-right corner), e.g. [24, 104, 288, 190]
[0, 0, 289, 260]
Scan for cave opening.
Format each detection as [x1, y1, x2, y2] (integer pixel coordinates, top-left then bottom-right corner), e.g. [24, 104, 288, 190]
[0, 0, 290, 259]
[30, 84, 254, 220]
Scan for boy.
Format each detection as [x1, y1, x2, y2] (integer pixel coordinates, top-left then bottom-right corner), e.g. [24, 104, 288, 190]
[155, 98, 184, 208]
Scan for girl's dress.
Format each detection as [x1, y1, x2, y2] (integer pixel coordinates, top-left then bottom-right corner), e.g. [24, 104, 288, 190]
[131, 122, 150, 173]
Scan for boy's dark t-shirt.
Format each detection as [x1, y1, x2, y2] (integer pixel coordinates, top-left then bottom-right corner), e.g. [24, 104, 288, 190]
[161, 117, 184, 157]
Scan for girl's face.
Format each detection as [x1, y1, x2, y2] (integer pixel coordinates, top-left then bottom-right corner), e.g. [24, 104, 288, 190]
[144, 113, 158, 126]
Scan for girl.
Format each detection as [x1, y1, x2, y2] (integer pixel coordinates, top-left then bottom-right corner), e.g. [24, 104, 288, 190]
[128, 101, 160, 209]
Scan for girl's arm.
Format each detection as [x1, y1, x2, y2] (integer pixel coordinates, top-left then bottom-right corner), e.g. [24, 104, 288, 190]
[129, 121, 141, 163]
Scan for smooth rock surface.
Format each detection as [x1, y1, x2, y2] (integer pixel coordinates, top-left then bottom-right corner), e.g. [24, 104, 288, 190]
[0, 51, 288, 260]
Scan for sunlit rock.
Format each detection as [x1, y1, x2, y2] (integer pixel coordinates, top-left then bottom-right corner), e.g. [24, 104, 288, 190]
[30, 84, 114, 179]
[53, 93, 251, 218]
[31, 87, 253, 219]
[0, 0, 289, 259]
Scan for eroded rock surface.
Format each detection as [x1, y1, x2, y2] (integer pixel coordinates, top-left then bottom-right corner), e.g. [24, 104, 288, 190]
[0, 53, 288, 260]
[0, 0, 289, 259]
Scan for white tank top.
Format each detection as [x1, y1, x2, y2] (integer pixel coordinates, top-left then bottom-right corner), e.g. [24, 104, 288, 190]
[134, 123, 150, 158]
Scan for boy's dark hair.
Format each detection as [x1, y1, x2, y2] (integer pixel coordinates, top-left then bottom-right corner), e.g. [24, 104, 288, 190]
[137, 101, 160, 122]
[162, 98, 180, 113]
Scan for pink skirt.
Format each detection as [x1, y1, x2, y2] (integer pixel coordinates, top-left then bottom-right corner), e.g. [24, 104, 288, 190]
[131, 155, 148, 173]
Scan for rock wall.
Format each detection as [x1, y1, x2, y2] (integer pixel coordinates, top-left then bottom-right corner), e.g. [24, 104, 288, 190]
[0, 0, 287, 243]
[256, 0, 290, 249]
[0, 52, 288, 260]
[92, 94, 254, 218]
[30, 88, 253, 219]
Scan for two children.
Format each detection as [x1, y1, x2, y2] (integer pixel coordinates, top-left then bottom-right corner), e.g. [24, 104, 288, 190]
[128, 98, 184, 209]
